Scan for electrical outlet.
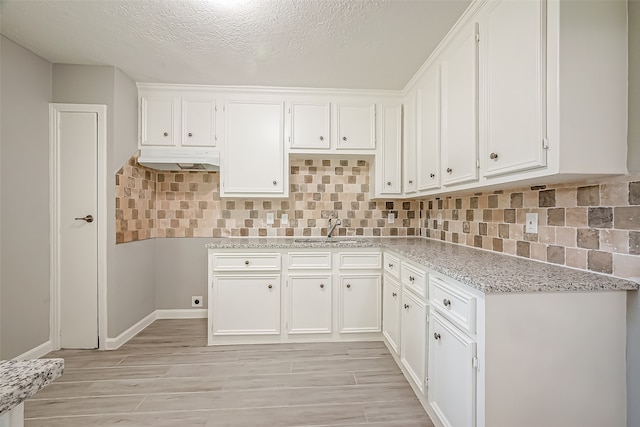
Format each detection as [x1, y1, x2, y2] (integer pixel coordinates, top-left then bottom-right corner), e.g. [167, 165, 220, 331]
[525, 213, 538, 234]
[281, 213, 289, 225]
[388, 212, 395, 224]
[192, 296, 203, 308]
[266, 212, 275, 225]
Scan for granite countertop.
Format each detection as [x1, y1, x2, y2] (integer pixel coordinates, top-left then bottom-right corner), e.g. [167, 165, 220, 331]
[206, 237, 639, 294]
[0, 358, 64, 414]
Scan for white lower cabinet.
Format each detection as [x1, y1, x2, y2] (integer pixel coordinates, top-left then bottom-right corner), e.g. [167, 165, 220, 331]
[382, 277, 401, 355]
[400, 289, 428, 394]
[211, 275, 280, 336]
[339, 274, 381, 333]
[288, 274, 332, 334]
[429, 309, 477, 427]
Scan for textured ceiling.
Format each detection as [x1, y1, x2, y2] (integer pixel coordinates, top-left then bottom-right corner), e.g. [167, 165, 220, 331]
[0, 0, 470, 90]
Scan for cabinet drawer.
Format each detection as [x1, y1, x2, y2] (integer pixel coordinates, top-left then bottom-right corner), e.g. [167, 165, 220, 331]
[212, 253, 281, 271]
[383, 253, 401, 280]
[401, 261, 427, 300]
[339, 252, 382, 269]
[288, 252, 332, 270]
[429, 276, 476, 335]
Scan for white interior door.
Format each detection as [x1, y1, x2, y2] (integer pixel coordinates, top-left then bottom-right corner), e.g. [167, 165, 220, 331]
[56, 110, 99, 349]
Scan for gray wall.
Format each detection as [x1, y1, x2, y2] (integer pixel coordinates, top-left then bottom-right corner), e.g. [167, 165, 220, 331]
[52, 64, 156, 338]
[155, 238, 210, 309]
[627, 2, 640, 426]
[0, 37, 52, 359]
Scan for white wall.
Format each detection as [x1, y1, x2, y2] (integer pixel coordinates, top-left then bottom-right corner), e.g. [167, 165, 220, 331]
[627, 3, 640, 426]
[0, 36, 52, 359]
[155, 238, 210, 310]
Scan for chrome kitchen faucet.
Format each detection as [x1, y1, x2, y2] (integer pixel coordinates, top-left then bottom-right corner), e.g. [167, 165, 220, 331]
[327, 216, 342, 238]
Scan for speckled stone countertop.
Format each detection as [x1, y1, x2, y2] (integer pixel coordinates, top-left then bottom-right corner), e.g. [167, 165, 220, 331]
[0, 358, 64, 414]
[206, 237, 639, 294]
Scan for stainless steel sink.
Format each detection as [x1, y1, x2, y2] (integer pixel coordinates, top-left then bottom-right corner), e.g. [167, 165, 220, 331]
[294, 238, 365, 244]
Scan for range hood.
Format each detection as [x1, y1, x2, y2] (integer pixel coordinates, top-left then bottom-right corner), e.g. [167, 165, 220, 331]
[137, 148, 220, 171]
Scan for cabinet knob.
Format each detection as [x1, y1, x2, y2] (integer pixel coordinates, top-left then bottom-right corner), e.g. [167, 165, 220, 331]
[163, 132, 169, 137]
[387, 181, 392, 186]
[409, 180, 413, 184]
[404, 304, 410, 309]
[346, 284, 351, 289]
[319, 136, 324, 141]
[434, 332, 441, 340]
[273, 180, 277, 185]
[320, 284, 325, 289]
[388, 263, 393, 268]
[430, 173, 435, 179]
[490, 152, 499, 160]
[443, 298, 451, 308]
[392, 292, 397, 297]
[409, 276, 415, 282]
[268, 284, 273, 289]
[188, 132, 193, 137]
[244, 260, 250, 265]
[446, 168, 453, 174]
[342, 136, 347, 141]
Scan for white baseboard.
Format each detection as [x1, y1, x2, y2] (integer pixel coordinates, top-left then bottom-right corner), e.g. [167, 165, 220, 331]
[156, 308, 207, 319]
[105, 311, 157, 350]
[13, 340, 54, 360]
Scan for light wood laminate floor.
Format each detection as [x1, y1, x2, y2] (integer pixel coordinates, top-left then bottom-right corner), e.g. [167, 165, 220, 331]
[26, 319, 434, 426]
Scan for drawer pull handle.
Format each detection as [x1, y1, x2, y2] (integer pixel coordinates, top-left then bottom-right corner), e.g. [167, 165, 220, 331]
[443, 298, 451, 308]
[388, 263, 394, 268]
[404, 304, 410, 309]
[430, 173, 435, 179]
[188, 132, 193, 137]
[244, 260, 250, 265]
[434, 332, 441, 340]
[268, 284, 273, 289]
[320, 284, 325, 289]
[409, 276, 415, 282]
[446, 168, 453, 174]
[490, 152, 499, 160]
[346, 284, 351, 289]
[163, 132, 169, 137]
[392, 292, 397, 297]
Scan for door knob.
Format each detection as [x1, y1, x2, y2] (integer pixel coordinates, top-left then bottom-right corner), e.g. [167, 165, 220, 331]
[75, 215, 94, 223]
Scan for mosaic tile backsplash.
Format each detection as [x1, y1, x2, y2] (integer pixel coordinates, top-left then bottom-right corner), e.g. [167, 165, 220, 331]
[116, 156, 418, 244]
[420, 174, 640, 280]
[116, 154, 639, 281]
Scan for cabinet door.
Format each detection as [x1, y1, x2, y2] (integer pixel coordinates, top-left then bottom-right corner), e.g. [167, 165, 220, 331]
[223, 100, 285, 196]
[339, 274, 381, 333]
[400, 290, 427, 394]
[429, 310, 477, 427]
[212, 275, 280, 335]
[441, 24, 479, 186]
[182, 99, 216, 147]
[382, 277, 401, 355]
[377, 104, 402, 195]
[290, 102, 330, 149]
[417, 66, 442, 191]
[288, 275, 332, 334]
[141, 96, 177, 146]
[335, 103, 376, 150]
[403, 93, 417, 194]
[483, 0, 547, 177]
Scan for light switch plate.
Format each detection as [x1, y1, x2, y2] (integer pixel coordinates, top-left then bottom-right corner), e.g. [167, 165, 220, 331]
[525, 213, 538, 233]
[281, 213, 289, 225]
[388, 212, 395, 223]
[266, 212, 275, 225]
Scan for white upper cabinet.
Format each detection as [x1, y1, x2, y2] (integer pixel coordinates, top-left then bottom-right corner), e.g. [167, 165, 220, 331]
[402, 93, 417, 194]
[375, 104, 402, 196]
[222, 99, 286, 197]
[416, 66, 441, 192]
[289, 102, 331, 149]
[140, 96, 178, 147]
[481, 0, 546, 177]
[182, 98, 216, 147]
[140, 93, 216, 148]
[440, 23, 479, 187]
[335, 103, 376, 150]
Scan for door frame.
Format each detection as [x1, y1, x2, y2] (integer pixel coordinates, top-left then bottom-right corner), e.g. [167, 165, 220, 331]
[49, 103, 108, 350]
